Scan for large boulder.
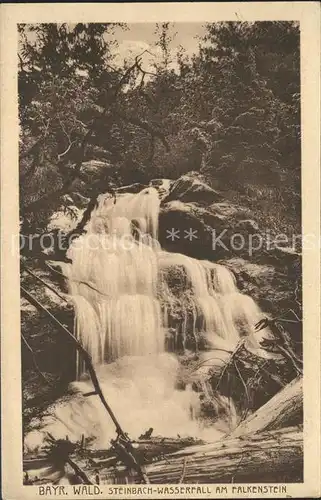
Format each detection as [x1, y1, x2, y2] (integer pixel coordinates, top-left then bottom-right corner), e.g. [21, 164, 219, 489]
[159, 174, 301, 267]
[159, 201, 214, 259]
[157, 172, 302, 319]
[159, 198, 254, 260]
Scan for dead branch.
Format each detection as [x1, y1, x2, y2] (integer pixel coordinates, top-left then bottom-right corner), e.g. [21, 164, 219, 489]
[21, 286, 124, 434]
[113, 50, 156, 98]
[233, 358, 250, 415]
[58, 140, 77, 160]
[214, 339, 245, 391]
[114, 59, 140, 98]
[57, 115, 76, 160]
[256, 317, 302, 375]
[110, 435, 150, 484]
[21, 333, 52, 386]
[259, 365, 285, 387]
[145, 427, 302, 483]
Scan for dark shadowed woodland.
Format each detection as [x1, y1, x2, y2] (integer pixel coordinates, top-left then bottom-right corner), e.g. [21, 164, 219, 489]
[19, 22, 303, 486]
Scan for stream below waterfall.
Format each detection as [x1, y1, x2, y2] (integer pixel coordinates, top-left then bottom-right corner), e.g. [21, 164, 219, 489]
[24, 187, 271, 455]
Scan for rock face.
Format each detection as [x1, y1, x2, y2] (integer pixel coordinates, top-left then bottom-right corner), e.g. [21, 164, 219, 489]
[163, 174, 221, 204]
[158, 199, 256, 260]
[221, 258, 295, 315]
[157, 172, 301, 316]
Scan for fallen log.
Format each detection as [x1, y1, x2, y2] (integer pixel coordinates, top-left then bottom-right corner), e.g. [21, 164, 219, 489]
[23, 427, 303, 484]
[23, 436, 205, 485]
[145, 426, 303, 483]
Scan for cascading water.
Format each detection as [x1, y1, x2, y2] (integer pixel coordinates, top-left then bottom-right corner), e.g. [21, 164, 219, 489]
[24, 187, 271, 455]
[63, 188, 163, 368]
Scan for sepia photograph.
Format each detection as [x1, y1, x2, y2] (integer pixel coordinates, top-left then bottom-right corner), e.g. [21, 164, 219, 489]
[1, 3, 320, 499]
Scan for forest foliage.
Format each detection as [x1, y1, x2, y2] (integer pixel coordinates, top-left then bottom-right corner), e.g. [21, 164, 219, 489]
[18, 21, 301, 236]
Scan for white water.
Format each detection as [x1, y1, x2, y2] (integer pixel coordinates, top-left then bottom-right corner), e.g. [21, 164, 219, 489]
[25, 187, 270, 453]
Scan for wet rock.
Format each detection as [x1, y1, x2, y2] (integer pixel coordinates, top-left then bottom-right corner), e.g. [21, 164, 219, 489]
[71, 193, 91, 208]
[159, 198, 253, 261]
[220, 257, 295, 315]
[159, 263, 189, 295]
[210, 202, 246, 220]
[159, 201, 214, 259]
[271, 246, 301, 267]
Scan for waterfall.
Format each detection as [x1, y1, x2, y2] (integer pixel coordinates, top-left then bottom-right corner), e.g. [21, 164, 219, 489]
[63, 188, 163, 366]
[25, 187, 271, 454]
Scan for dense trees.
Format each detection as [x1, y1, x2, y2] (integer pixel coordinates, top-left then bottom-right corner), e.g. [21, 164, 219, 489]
[19, 21, 301, 236]
[19, 24, 303, 482]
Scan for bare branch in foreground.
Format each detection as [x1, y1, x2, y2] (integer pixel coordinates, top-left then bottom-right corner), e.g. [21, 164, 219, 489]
[21, 262, 68, 303]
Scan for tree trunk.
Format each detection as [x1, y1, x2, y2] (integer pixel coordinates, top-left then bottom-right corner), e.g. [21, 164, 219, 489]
[145, 426, 303, 483]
